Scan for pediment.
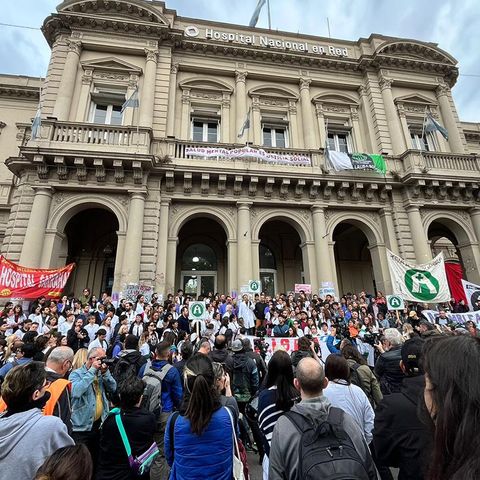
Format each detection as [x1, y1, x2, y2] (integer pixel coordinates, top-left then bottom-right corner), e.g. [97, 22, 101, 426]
[313, 92, 358, 106]
[376, 41, 457, 65]
[81, 57, 142, 74]
[395, 93, 436, 106]
[58, 0, 170, 26]
[249, 85, 298, 100]
[180, 77, 233, 94]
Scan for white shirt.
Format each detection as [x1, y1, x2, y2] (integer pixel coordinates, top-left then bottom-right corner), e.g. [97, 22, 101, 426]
[85, 323, 99, 343]
[237, 300, 255, 329]
[59, 321, 74, 336]
[88, 337, 108, 352]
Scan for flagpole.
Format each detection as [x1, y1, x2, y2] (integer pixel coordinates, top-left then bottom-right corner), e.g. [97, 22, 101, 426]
[267, 0, 272, 30]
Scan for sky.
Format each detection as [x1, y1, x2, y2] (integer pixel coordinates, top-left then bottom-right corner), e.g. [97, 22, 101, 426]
[1, 0, 479, 122]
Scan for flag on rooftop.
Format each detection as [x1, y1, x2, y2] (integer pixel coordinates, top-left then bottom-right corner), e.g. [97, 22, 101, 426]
[249, 0, 266, 27]
[121, 86, 139, 114]
[238, 108, 251, 138]
[424, 113, 448, 140]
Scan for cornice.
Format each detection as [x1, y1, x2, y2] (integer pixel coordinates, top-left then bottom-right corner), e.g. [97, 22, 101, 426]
[0, 85, 40, 100]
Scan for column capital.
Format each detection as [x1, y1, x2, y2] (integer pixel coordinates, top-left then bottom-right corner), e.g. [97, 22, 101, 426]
[237, 201, 253, 210]
[67, 39, 82, 56]
[315, 103, 324, 118]
[470, 207, 480, 216]
[170, 63, 179, 75]
[32, 186, 55, 196]
[396, 102, 406, 118]
[128, 190, 147, 200]
[379, 207, 393, 217]
[379, 76, 393, 91]
[436, 82, 450, 98]
[311, 204, 327, 214]
[145, 48, 159, 63]
[235, 70, 248, 83]
[358, 85, 368, 97]
[405, 204, 422, 212]
[299, 78, 312, 91]
[350, 106, 359, 120]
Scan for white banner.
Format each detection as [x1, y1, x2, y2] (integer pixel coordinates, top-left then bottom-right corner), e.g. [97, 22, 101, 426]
[185, 146, 311, 166]
[386, 249, 450, 303]
[462, 279, 480, 311]
[422, 309, 480, 325]
[123, 284, 154, 303]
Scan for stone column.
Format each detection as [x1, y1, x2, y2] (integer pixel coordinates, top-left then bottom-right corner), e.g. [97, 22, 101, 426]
[237, 202, 253, 288]
[221, 93, 231, 143]
[396, 103, 412, 149]
[358, 85, 378, 152]
[299, 78, 315, 149]
[436, 83, 465, 153]
[251, 239, 260, 286]
[251, 96, 261, 145]
[406, 205, 432, 264]
[53, 39, 82, 121]
[470, 208, 480, 244]
[19, 187, 54, 268]
[315, 103, 326, 148]
[227, 239, 238, 294]
[379, 208, 400, 255]
[40, 230, 66, 268]
[75, 68, 93, 122]
[235, 71, 248, 141]
[379, 76, 406, 155]
[369, 243, 392, 294]
[155, 199, 170, 294]
[180, 89, 191, 140]
[166, 63, 178, 137]
[123, 74, 139, 126]
[312, 206, 335, 289]
[301, 242, 318, 290]
[139, 48, 158, 128]
[350, 106, 364, 152]
[165, 237, 178, 293]
[121, 192, 146, 284]
[112, 231, 126, 294]
[288, 100, 300, 148]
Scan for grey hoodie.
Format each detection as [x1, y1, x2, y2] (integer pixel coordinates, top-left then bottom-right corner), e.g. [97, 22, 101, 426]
[268, 395, 378, 480]
[0, 408, 74, 479]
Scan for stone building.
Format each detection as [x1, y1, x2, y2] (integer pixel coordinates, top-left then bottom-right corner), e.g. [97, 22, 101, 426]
[1, 0, 480, 298]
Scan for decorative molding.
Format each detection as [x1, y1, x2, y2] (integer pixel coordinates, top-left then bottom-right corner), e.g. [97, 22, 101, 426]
[191, 90, 222, 100]
[235, 71, 247, 83]
[259, 97, 288, 107]
[145, 48, 159, 63]
[170, 63, 179, 75]
[379, 76, 393, 91]
[67, 39, 82, 55]
[436, 83, 450, 97]
[299, 78, 312, 90]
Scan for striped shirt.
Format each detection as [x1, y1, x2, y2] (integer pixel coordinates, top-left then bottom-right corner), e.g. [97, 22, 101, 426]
[258, 386, 284, 456]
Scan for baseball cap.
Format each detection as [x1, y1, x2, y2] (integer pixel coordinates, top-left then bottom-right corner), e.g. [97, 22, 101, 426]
[231, 339, 244, 352]
[408, 311, 417, 318]
[401, 337, 424, 373]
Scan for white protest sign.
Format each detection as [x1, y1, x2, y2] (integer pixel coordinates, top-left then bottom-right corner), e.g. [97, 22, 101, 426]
[189, 301, 208, 320]
[461, 279, 480, 311]
[319, 281, 336, 299]
[124, 284, 154, 303]
[422, 309, 480, 325]
[387, 294, 405, 310]
[295, 284, 312, 294]
[248, 280, 261, 294]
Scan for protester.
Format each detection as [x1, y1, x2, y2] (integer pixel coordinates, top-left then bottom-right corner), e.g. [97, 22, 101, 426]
[35, 445, 93, 480]
[67, 318, 89, 353]
[374, 328, 405, 394]
[174, 341, 193, 377]
[96, 377, 156, 480]
[209, 334, 234, 374]
[113, 334, 148, 381]
[0, 342, 35, 380]
[422, 335, 480, 480]
[373, 337, 429, 480]
[0, 362, 74, 479]
[268, 357, 378, 479]
[164, 354, 234, 479]
[70, 347, 117, 466]
[258, 350, 299, 479]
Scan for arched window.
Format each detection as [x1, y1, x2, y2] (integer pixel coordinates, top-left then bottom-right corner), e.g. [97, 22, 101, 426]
[182, 244, 217, 271]
[260, 244, 276, 269]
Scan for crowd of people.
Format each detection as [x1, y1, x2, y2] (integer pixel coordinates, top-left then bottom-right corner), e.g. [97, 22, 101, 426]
[0, 286, 479, 480]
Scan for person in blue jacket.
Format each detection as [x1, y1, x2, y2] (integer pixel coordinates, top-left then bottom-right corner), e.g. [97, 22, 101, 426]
[164, 354, 235, 480]
[326, 324, 341, 354]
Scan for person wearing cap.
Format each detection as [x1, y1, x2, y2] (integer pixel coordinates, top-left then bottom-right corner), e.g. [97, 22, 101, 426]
[407, 310, 420, 329]
[373, 337, 430, 480]
[231, 338, 259, 405]
[87, 328, 108, 352]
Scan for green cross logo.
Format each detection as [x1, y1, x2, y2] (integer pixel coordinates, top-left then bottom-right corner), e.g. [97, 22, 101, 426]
[404, 269, 439, 301]
[190, 303, 205, 318]
[389, 296, 402, 308]
[250, 281, 259, 291]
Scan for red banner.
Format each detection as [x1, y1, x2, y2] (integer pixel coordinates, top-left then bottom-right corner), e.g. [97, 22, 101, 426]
[0, 256, 75, 300]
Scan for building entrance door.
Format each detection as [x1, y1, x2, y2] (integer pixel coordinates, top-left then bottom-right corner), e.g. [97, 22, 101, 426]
[182, 272, 216, 299]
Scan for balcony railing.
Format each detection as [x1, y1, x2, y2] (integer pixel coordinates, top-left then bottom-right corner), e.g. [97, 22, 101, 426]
[423, 152, 480, 171]
[20, 120, 152, 154]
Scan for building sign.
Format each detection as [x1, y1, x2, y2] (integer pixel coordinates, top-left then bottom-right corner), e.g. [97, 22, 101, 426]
[184, 26, 349, 57]
[0, 256, 75, 300]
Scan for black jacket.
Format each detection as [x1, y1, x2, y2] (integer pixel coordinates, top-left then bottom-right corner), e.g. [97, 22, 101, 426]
[373, 375, 431, 480]
[45, 370, 73, 435]
[66, 328, 89, 352]
[254, 302, 268, 320]
[374, 345, 404, 395]
[245, 349, 267, 383]
[209, 349, 234, 376]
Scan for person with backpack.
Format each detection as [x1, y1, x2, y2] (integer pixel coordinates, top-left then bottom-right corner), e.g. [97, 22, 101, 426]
[147, 341, 183, 480]
[96, 377, 157, 480]
[269, 357, 378, 480]
[113, 334, 148, 382]
[341, 341, 382, 407]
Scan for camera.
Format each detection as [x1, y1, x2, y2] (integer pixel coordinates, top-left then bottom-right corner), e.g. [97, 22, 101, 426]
[254, 334, 269, 359]
[98, 357, 115, 366]
[363, 332, 381, 347]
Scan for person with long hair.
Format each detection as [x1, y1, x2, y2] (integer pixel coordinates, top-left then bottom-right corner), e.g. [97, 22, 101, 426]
[35, 444, 93, 480]
[423, 335, 480, 480]
[258, 350, 299, 479]
[164, 354, 234, 480]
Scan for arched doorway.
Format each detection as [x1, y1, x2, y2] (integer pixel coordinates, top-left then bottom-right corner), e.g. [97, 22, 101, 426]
[259, 220, 303, 294]
[176, 217, 227, 298]
[333, 222, 375, 295]
[64, 208, 119, 296]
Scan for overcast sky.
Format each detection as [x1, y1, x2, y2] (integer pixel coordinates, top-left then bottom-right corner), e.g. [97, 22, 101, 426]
[1, 0, 479, 122]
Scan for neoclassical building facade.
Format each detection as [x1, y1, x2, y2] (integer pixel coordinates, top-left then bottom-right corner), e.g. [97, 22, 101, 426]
[1, 0, 480, 298]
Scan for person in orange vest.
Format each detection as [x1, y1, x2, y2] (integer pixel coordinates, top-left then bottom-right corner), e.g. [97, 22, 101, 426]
[45, 346, 75, 435]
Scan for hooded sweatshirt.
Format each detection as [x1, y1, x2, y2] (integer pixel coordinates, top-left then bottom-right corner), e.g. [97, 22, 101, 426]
[268, 395, 378, 480]
[0, 408, 74, 479]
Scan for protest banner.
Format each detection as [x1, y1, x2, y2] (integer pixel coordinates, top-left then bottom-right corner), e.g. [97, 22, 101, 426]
[461, 279, 480, 311]
[0, 256, 74, 299]
[123, 284, 154, 303]
[422, 309, 480, 325]
[294, 284, 312, 294]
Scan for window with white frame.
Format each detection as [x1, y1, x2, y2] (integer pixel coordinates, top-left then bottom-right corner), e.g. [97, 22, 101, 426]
[327, 131, 352, 153]
[262, 125, 288, 148]
[409, 128, 437, 151]
[90, 89, 126, 125]
[192, 119, 219, 143]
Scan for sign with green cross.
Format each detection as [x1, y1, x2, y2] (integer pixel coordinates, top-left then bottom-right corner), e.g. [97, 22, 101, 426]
[387, 294, 405, 311]
[189, 301, 208, 320]
[248, 280, 261, 294]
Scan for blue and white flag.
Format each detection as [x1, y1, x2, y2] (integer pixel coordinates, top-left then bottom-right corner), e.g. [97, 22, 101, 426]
[249, 0, 266, 27]
[121, 86, 139, 113]
[31, 106, 42, 139]
[238, 108, 251, 138]
[424, 113, 448, 140]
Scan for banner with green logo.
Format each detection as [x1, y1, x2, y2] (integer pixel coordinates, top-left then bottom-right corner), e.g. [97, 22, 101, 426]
[386, 249, 450, 303]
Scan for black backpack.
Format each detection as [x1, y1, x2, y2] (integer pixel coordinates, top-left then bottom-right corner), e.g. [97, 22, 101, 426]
[285, 407, 371, 480]
[350, 363, 375, 406]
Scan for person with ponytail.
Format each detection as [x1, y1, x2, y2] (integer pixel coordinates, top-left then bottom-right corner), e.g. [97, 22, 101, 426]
[164, 354, 235, 480]
[423, 335, 480, 480]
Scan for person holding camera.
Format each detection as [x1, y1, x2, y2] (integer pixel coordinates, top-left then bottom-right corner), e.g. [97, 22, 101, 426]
[67, 318, 89, 353]
[70, 347, 117, 469]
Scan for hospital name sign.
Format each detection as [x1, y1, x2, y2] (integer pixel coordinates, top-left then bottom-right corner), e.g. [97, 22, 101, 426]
[184, 26, 349, 57]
